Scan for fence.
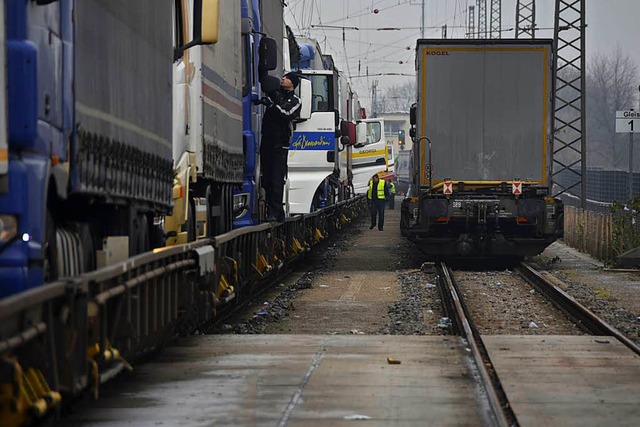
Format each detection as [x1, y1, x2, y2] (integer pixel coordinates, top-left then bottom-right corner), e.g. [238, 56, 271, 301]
[563, 204, 640, 264]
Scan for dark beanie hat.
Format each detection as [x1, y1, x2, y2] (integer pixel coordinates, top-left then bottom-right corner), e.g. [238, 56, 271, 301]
[284, 72, 300, 89]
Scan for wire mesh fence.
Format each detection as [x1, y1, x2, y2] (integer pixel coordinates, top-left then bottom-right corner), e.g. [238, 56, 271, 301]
[554, 168, 640, 264]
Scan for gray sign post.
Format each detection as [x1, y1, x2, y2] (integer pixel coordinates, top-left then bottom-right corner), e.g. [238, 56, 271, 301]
[616, 110, 640, 201]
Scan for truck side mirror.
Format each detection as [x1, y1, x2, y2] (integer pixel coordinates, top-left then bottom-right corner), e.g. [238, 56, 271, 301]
[200, 0, 220, 43]
[298, 78, 312, 120]
[174, 0, 220, 60]
[355, 122, 367, 146]
[259, 37, 278, 73]
[339, 120, 350, 136]
[409, 103, 417, 126]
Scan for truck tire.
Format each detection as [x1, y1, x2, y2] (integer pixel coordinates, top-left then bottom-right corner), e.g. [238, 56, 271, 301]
[44, 209, 59, 282]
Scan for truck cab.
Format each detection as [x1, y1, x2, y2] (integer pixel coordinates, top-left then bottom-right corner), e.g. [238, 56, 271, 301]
[352, 118, 387, 193]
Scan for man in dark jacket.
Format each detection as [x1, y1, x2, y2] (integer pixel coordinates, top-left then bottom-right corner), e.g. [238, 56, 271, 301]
[259, 72, 301, 221]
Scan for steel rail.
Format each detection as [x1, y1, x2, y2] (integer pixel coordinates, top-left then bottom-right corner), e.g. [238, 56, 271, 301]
[517, 262, 640, 356]
[437, 262, 511, 427]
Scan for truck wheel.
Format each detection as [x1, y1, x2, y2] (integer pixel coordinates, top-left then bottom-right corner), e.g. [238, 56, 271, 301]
[223, 184, 233, 232]
[187, 198, 196, 242]
[210, 185, 232, 236]
[208, 188, 222, 237]
[135, 213, 150, 254]
[43, 209, 59, 282]
[150, 221, 166, 249]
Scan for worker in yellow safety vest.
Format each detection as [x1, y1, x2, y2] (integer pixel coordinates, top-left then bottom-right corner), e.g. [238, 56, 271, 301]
[367, 174, 391, 231]
[388, 181, 396, 210]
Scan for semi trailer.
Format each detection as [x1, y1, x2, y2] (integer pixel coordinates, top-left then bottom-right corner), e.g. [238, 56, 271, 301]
[401, 39, 564, 258]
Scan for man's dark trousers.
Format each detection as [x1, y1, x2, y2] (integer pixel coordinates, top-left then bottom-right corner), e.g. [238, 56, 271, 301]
[261, 146, 288, 221]
[369, 199, 386, 230]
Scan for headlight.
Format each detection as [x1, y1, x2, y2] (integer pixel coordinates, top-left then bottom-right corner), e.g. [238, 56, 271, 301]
[0, 215, 18, 242]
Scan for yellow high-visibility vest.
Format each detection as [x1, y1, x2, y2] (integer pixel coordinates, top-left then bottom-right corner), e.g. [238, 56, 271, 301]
[389, 182, 396, 194]
[367, 180, 386, 200]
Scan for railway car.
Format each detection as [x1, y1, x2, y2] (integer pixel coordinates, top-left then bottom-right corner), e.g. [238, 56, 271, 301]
[401, 39, 564, 258]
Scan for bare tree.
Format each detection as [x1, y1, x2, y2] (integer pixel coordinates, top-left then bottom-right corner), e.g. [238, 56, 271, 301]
[376, 81, 416, 114]
[587, 45, 639, 169]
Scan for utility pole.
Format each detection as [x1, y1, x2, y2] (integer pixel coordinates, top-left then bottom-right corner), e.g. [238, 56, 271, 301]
[551, 0, 587, 208]
[490, 0, 502, 39]
[467, 6, 476, 39]
[516, 0, 536, 38]
[371, 80, 378, 118]
[421, 0, 425, 39]
[477, 0, 487, 39]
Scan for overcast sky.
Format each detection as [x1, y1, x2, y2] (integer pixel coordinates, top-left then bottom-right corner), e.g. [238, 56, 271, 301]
[285, 0, 640, 111]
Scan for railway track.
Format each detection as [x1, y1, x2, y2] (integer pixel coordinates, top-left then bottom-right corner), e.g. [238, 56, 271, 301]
[437, 263, 514, 427]
[516, 262, 640, 355]
[38, 207, 640, 426]
[437, 260, 640, 426]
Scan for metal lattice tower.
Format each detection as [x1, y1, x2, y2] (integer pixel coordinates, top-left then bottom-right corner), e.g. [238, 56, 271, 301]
[515, 0, 536, 38]
[477, 0, 487, 38]
[490, 0, 502, 39]
[467, 6, 476, 39]
[551, 0, 586, 206]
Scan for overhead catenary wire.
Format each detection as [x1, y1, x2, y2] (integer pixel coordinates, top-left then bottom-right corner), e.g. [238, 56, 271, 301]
[287, 0, 499, 111]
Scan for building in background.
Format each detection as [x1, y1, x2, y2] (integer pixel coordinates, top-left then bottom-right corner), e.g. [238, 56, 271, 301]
[378, 112, 411, 153]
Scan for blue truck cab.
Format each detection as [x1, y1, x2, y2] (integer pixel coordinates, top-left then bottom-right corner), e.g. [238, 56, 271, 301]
[1, 0, 74, 295]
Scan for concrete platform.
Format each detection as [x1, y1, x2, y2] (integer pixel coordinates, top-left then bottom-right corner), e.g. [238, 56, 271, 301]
[60, 335, 484, 427]
[483, 335, 640, 427]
